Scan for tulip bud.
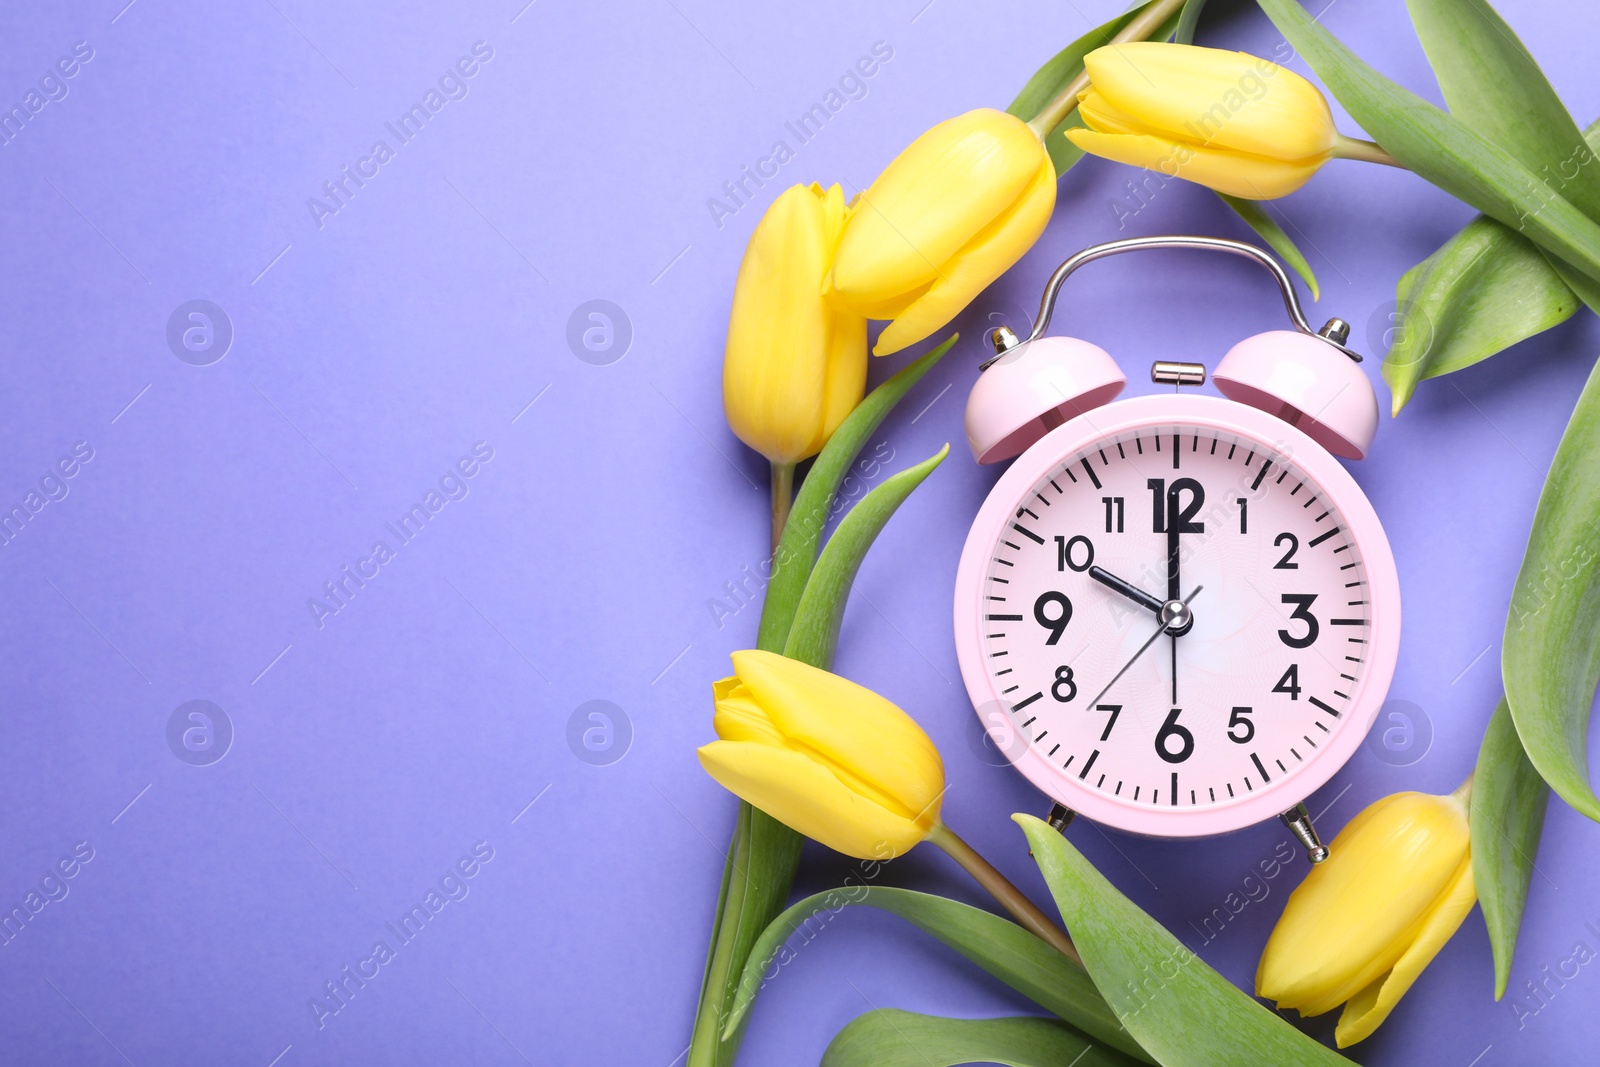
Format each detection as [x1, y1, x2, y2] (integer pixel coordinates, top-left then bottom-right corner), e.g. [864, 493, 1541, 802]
[724, 183, 868, 465]
[827, 108, 1056, 356]
[1257, 788, 1476, 1047]
[1066, 43, 1344, 199]
[697, 650, 945, 859]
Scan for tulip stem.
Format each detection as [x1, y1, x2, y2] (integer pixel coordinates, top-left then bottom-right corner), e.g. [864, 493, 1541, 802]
[1333, 135, 1403, 169]
[770, 461, 796, 555]
[928, 821, 1082, 967]
[1025, 0, 1188, 141]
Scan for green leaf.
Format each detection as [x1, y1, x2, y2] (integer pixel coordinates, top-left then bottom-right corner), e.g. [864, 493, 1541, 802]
[1174, 0, 1209, 45]
[1256, 0, 1600, 286]
[1017, 816, 1351, 1066]
[1382, 118, 1600, 412]
[1382, 216, 1579, 413]
[784, 445, 949, 666]
[695, 801, 743, 1009]
[756, 337, 955, 654]
[725, 886, 1152, 1063]
[1470, 697, 1551, 999]
[1215, 193, 1321, 300]
[1401, 0, 1600, 371]
[1545, 241, 1600, 318]
[1404, 0, 1600, 222]
[691, 337, 956, 1067]
[824, 1011, 1146, 1067]
[690, 807, 804, 1067]
[1406, 0, 1600, 309]
[1503, 355, 1600, 824]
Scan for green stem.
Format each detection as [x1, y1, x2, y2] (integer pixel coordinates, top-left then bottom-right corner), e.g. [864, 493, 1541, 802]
[1333, 134, 1404, 168]
[928, 822, 1082, 968]
[770, 461, 795, 556]
[687, 807, 752, 1065]
[1025, 0, 1188, 139]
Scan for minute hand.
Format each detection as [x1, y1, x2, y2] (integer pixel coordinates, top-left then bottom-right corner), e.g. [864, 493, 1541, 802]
[1086, 585, 1203, 709]
[1169, 502, 1181, 704]
[1167, 492, 1181, 603]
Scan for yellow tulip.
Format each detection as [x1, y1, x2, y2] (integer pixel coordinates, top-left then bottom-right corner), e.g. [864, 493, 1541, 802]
[724, 182, 867, 466]
[697, 650, 944, 859]
[1257, 787, 1476, 1047]
[1065, 43, 1395, 200]
[826, 108, 1056, 356]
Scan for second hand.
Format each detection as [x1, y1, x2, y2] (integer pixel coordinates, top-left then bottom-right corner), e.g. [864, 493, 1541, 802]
[1086, 585, 1203, 710]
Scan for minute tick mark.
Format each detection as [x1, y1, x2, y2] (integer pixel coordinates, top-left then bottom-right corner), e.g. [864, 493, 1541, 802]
[1307, 526, 1341, 548]
[1012, 523, 1045, 545]
[1309, 696, 1340, 718]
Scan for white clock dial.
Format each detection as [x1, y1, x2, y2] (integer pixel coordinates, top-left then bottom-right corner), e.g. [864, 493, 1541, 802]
[981, 422, 1373, 813]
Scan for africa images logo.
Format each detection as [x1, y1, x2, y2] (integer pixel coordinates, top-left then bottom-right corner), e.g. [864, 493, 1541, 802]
[305, 41, 495, 230]
[306, 442, 495, 629]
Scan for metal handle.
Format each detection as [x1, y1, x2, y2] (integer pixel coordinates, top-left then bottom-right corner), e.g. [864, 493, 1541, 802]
[1012, 234, 1360, 362]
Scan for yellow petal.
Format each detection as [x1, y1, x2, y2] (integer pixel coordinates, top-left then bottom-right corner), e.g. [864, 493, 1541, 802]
[873, 153, 1056, 355]
[712, 680, 785, 746]
[810, 182, 868, 448]
[1064, 129, 1324, 199]
[820, 302, 869, 435]
[1257, 791, 1470, 1016]
[817, 179, 850, 245]
[829, 109, 1044, 311]
[697, 741, 928, 859]
[1064, 127, 1183, 173]
[1083, 43, 1337, 160]
[1076, 88, 1172, 139]
[723, 183, 864, 463]
[729, 650, 944, 826]
[1334, 854, 1477, 1046]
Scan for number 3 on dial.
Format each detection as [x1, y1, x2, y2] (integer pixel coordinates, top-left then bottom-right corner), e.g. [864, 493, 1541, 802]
[1278, 593, 1319, 648]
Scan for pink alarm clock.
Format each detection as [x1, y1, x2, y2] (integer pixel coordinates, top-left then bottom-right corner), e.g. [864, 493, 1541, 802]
[953, 236, 1400, 863]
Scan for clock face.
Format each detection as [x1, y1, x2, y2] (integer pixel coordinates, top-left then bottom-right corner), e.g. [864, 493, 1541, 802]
[954, 394, 1399, 837]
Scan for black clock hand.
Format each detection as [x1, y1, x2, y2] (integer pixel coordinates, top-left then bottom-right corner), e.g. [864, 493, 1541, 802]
[1086, 586, 1202, 709]
[1171, 630, 1178, 704]
[1166, 484, 1184, 704]
[1167, 488, 1182, 604]
[1088, 565, 1164, 615]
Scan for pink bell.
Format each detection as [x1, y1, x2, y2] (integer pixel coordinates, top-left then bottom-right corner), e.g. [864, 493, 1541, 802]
[1213, 326, 1378, 460]
[965, 334, 1126, 464]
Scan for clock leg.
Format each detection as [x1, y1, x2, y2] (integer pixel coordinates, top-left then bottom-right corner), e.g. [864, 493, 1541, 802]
[1026, 803, 1077, 859]
[1280, 803, 1330, 864]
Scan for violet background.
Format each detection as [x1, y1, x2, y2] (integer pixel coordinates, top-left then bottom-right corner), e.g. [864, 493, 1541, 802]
[0, 0, 1596, 1063]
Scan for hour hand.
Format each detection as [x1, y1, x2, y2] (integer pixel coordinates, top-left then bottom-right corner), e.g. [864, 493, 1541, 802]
[1088, 565, 1165, 615]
